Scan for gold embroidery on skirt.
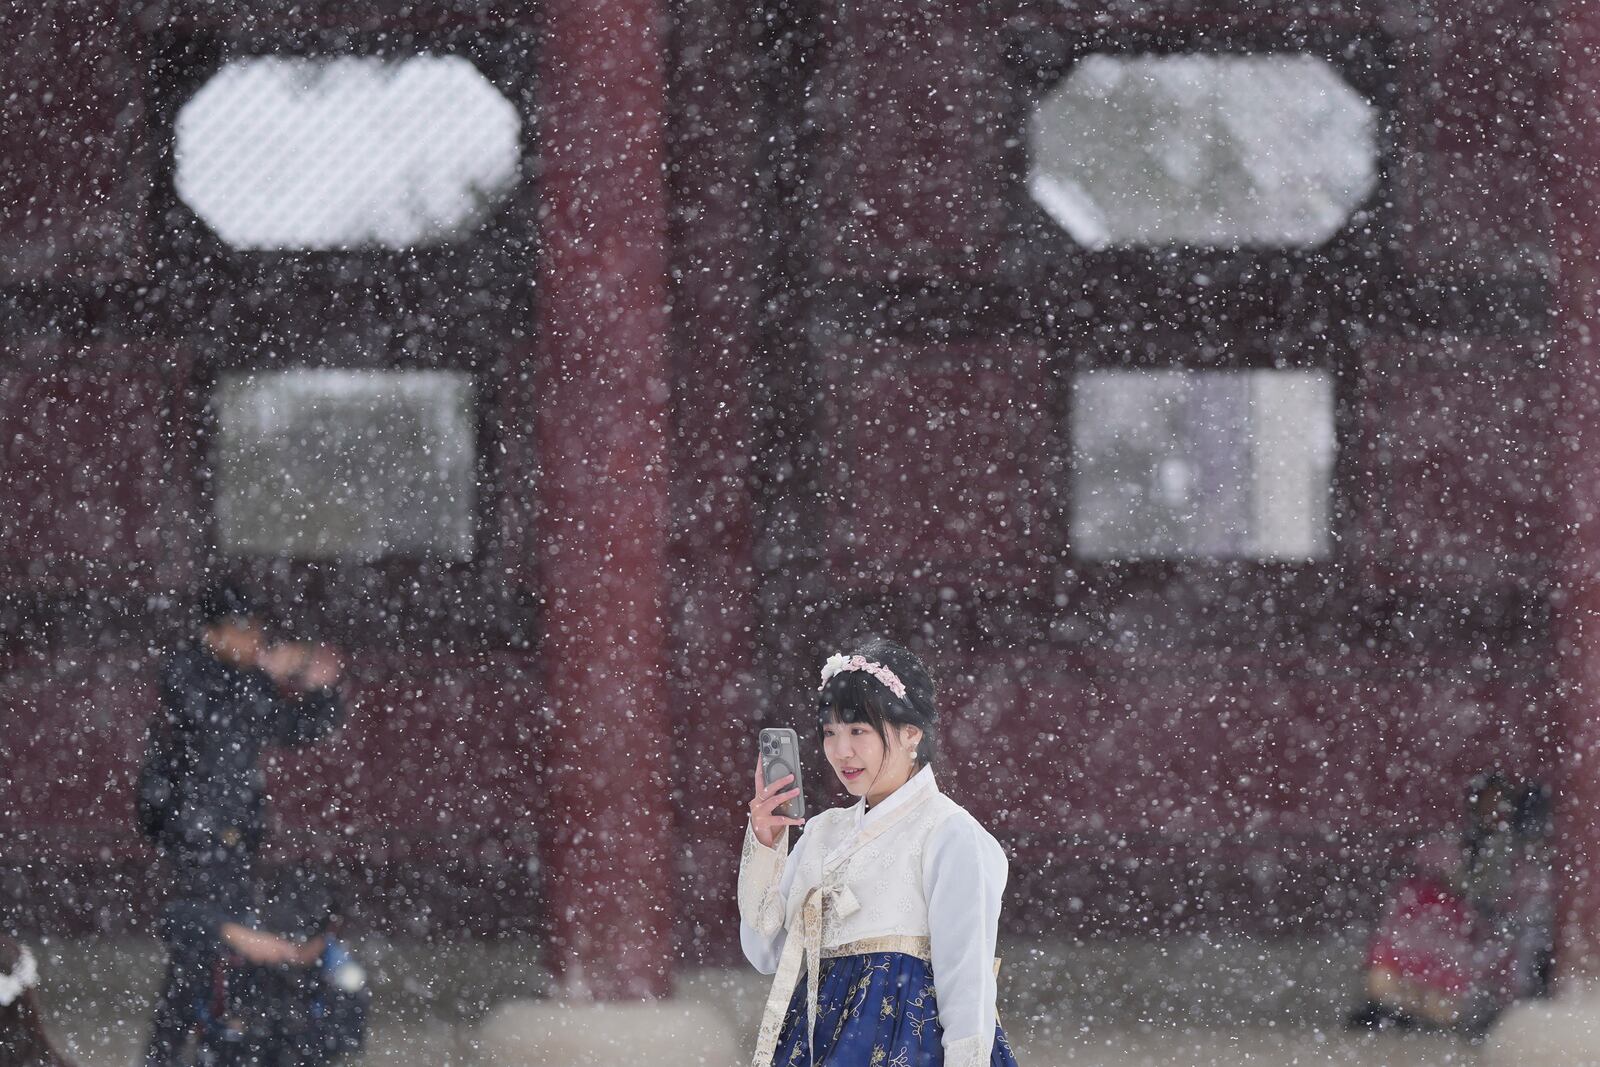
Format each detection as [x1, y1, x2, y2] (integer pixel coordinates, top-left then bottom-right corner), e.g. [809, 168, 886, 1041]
[820, 935, 932, 961]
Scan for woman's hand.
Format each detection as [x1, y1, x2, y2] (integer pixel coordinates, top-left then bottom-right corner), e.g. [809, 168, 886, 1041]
[259, 642, 345, 692]
[297, 646, 345, 690]
[750, 762, 804, 849]
[220, 922, 326, 967]
[257, 643, 312, 688]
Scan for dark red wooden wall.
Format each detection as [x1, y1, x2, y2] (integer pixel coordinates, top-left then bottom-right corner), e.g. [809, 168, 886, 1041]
[712, 0, 1560, 940]
[0, 0, 1571, 972]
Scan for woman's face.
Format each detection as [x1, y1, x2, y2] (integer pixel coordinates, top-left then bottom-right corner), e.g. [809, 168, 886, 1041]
[822, 715, 922, 803]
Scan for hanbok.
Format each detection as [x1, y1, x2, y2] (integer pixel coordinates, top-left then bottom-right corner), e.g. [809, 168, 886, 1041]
[739, 766, 1020, 1067]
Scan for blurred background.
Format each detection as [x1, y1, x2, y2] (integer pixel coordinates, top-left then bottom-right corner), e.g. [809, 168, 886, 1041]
[2, 0, 1597, 1064]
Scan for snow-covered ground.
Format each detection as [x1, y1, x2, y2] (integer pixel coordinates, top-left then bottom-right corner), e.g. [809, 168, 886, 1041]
[32, 932, 1487, 1066]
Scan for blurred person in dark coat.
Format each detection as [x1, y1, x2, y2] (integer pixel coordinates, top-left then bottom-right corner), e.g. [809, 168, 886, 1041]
[140, 582, 346, 1067]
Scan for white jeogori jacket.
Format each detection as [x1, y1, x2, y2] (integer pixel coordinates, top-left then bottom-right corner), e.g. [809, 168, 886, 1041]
[738, 765, 1009, 1067]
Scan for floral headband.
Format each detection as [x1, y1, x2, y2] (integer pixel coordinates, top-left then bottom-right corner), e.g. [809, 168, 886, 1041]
[819, 653, 907, 700]
[0, 945, 37, 1008]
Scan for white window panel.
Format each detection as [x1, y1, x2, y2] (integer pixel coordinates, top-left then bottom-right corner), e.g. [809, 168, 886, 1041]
[214, 369, 477, 560]
[1029, 54, 1378, 248]
[176, 55, 522, 250]
[1072, 369, 1336, 560]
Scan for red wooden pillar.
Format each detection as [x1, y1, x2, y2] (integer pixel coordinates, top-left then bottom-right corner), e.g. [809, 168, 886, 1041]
[664, 0, 767, 957]
[1552, 5, 1600, 975]
[535, 0, 676, 999]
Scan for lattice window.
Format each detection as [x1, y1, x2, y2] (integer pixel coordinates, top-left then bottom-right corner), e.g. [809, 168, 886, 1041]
[1071, 369, 1336, 559]
[213, 369, 477, 560]
[176, 55, 522, 250]
[1029, 54, 1378, 249]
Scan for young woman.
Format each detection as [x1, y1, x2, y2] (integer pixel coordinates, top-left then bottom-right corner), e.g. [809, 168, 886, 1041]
[739, 637, 1019, 1067]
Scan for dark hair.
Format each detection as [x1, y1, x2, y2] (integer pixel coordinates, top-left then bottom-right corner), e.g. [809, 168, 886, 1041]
[0, 935, 74, 1067]
[199, 581, 257, 627]
[816, 637, 940, 771]
[1465, 771, 1514, 820]
[1514, 782, 1553, 838]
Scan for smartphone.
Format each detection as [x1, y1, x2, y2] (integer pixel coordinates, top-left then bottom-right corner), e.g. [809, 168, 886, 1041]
[758, 728, 806, 821]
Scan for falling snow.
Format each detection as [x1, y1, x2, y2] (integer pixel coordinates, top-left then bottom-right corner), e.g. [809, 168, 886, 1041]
[0, 1, 1593, 1066]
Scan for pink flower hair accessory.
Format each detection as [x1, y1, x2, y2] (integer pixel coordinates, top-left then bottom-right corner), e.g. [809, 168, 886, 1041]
[818, 653, 907, 700]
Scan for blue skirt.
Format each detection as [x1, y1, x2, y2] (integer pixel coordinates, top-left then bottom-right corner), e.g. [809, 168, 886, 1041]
[771, 952, 1020, 1067]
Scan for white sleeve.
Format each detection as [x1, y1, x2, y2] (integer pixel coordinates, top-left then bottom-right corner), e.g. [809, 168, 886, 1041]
[738, 821, 807, 974]
[924, 814, 1008, 1067]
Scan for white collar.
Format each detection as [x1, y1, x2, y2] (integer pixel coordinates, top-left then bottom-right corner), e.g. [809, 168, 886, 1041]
[850, 765, 937, 831]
